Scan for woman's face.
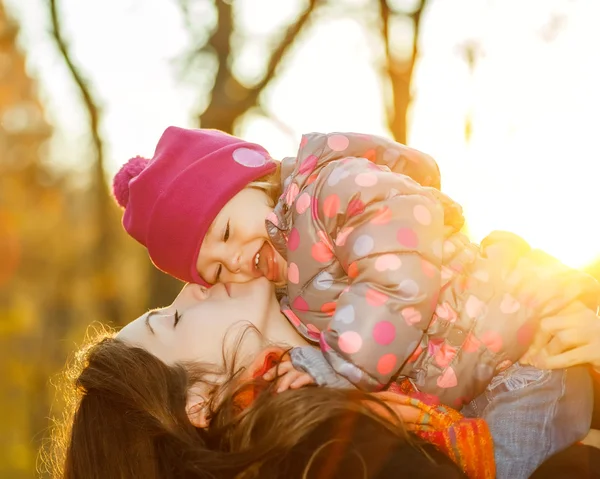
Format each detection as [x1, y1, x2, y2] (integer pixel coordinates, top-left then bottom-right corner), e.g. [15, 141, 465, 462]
[117, 278, 304, 367]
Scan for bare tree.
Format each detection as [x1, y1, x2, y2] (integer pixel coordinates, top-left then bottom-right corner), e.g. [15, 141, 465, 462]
[48, 0, 115, 291]
[179, 0, 320, 132]
[48, 0, 181, 315]
[379, 0, 427, 144]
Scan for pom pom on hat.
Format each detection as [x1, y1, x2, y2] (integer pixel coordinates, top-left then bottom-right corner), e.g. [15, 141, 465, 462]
[113, 156, 149, 208]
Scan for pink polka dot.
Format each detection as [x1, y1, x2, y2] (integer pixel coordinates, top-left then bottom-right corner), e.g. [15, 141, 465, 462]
[481, 331, 503, 353]
[306, 173, 318, 185]
[436, 367, 458, 389]
[317, 230, 334, 251]
[462, 333, 481, 353]
[465, 295, 486, 319]
[323, 194, 340, 218]
[401, 307, 422, 325]
[312, 242, 333, 263]
[295, 192, 311, 215]
[397, 228, 418, 249]
[363, 148, 377, 162]
[287, 262, 300, 284]
[292, 296, 309, 312]
[374, 254, 402, 272]
[338, 331, 363, 354]
[232, 147, 267, 167]
[347, 198, 365, 217]
[373, 321, 396, 345]
[371, 206, 391, 225]
[377, 354, 397, 375]
[327, 134, 350, 151]
[298, 154, 318, 174]
[435, 302, 458, 322]
[413, 204, 432, 225]
[347, 262, 359, 278]
[288, 228, 300, 251]
[355, 172, 378, 187]
[320, 302, 337, 316]
[434, 343, 457, 368]
[366, 288, 388, 306]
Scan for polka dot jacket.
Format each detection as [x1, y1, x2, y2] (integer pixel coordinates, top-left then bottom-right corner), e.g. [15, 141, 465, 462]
[266, 132, 600, 408]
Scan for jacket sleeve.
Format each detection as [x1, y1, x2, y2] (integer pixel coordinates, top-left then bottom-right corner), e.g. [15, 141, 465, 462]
[302, 132, 441, 189]
[356, 133, 442, 189]
[316, 157, 444, 391]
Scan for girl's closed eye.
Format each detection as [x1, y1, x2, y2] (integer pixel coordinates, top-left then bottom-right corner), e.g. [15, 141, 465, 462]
[173, 310, 181, 328]
[223, 220, 230, 242]
[214, 221, 230, 283]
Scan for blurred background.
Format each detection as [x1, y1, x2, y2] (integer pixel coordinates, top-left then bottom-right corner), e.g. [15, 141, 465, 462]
[1, 0, 599, 476]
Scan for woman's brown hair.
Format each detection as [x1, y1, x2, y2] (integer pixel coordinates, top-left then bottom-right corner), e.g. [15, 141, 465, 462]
[43, 334, 466, 479]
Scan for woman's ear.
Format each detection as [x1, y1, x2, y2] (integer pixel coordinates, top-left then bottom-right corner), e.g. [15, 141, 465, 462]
[186, 386, 209, 428]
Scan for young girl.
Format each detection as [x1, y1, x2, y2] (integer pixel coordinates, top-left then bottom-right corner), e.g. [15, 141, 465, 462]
[113, 126, 598, 478]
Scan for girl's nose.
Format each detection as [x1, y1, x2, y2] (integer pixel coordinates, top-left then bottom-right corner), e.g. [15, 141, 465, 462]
[226, 252, 242, 274]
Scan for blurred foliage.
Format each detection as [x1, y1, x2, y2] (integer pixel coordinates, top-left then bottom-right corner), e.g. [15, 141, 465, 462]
[0, 0, 597, 478]
[0, 4, 182, 477]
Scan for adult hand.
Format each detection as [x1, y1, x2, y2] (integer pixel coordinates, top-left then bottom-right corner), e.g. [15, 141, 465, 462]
[523, 304, 600, 371]
[263, 360, 315, 393]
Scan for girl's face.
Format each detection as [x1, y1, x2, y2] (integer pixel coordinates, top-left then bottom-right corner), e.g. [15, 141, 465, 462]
[196, 187, 287, 286]
[117, 278, 304, 368]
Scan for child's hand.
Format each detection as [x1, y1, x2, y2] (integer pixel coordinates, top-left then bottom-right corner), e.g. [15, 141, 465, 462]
[522, 305, 600, 371]
[263, 361, 315, 393]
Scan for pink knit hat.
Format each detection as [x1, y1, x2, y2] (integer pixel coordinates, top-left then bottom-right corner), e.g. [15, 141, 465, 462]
[112, 126, 276, 285]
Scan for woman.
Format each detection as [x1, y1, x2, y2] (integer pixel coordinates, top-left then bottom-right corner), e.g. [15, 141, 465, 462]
[46, 278, 492, 478]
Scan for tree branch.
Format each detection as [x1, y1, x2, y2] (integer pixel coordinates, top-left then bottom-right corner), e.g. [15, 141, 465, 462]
[48, 0, 105, 188]
[197, 0, 320, 131]
[244, 0, 319, 109]
[379, 0, 427, 143]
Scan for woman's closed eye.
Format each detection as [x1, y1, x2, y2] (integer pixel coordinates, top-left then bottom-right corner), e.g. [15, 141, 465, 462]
[173, 310, 181, 328]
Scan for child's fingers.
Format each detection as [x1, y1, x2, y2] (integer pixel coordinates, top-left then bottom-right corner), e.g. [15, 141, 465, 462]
[276, 371, 306, 393]
[290, 373, 315, 390]
[526, 316, 560, 358]
[263, 361, 294, 381]
[533, 344, 595, 370]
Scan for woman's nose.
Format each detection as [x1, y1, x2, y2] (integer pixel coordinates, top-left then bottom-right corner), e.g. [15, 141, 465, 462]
[174, 283, 209, 308]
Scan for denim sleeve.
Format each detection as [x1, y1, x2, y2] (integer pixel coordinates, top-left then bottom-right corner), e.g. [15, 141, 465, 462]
[290, 346, 355, 389]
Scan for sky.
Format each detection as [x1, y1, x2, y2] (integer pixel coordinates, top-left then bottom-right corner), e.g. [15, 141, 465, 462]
[5, 0, 600, 268]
